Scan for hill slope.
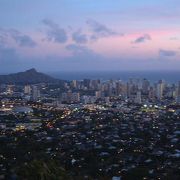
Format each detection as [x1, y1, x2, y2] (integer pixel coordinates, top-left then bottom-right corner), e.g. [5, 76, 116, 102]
[0, 68, 61, 84]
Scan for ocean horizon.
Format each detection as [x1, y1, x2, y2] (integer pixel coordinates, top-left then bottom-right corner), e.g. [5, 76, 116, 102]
[48, 70, 180, 83]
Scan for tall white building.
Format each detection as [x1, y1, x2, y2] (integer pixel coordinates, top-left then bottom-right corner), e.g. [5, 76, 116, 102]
[72, 80, 77, 88]
[24, 85, 31, 95]
[95, 91, 102, 98]
[6, 85, 14, 95]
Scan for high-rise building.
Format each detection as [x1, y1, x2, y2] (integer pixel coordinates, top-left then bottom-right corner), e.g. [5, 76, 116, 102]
[83, 79, 91, 89]
[95, 91, 102, 98]
[156, 80, 164, 100]
[135, 91, 142, 104]
[72, 80, 77, 89]
[24, 85, 31, 95]
[6, 85, 14, 95]
[32, 85, 40, 101]
[148, 86, 155, 100]
[142, 79, 150, 94]
[176, 81, 180, 103]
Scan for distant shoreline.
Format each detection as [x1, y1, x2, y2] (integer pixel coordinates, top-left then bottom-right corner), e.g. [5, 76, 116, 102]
[48, 70, 180, 83]
[0, 70, 179, 83]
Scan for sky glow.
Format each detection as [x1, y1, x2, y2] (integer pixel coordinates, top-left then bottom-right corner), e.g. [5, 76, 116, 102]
[0, 0, 180, 72]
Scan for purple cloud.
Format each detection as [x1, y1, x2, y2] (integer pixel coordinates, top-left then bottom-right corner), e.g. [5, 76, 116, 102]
[9, 29, 37, 47]
[42, 19, 68, 43]
[159, 49, 177, 57]
[66, 44, 100, 58]
[133, 34, 151, 43]
[86, 19, 120, 40]
[72, 30, 88, 44]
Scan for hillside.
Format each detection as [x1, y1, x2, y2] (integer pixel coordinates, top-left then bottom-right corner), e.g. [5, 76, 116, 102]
[0, 68, 62, 84]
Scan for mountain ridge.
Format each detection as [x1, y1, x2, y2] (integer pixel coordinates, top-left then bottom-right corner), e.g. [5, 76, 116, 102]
[0, 68, 63, 84]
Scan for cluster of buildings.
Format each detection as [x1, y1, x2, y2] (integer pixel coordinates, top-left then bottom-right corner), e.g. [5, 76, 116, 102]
[62, 78, 180, 104]
[1, 78, 180, 106]
[0, 78, 179, 179]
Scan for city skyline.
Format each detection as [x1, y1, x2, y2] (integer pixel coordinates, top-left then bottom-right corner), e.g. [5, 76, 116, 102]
[0, 67, 180, 179]
[0, 0, 180, 72]
[0, 2, 180, 179]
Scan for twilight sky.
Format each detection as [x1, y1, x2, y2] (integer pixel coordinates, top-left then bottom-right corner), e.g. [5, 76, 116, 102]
[0, 0, 180, 72]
